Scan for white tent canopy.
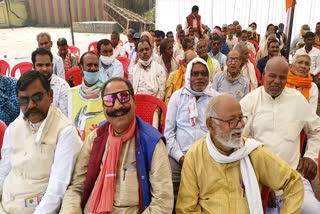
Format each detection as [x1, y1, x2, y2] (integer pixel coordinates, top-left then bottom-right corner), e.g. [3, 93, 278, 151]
[156, 0, 320, 38]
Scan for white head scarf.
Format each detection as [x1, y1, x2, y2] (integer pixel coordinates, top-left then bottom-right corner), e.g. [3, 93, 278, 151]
[184, 57, 218, 126]
[184, 57, 216, 96]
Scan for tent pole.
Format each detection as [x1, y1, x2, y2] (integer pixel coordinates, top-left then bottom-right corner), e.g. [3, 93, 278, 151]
[285, 0, 296, 60]
[68, 0, 75, 46]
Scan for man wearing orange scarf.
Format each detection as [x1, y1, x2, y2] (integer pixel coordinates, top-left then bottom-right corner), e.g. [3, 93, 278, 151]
[165, 50, 197, 104]
[60, 77, 173, 213]
[287, 54, 318, 112]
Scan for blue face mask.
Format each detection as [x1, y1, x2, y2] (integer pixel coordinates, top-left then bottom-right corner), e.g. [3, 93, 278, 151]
[83, 70, 99, 84]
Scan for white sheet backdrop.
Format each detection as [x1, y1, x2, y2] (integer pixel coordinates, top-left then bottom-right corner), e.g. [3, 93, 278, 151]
[155, 0, 320, 38]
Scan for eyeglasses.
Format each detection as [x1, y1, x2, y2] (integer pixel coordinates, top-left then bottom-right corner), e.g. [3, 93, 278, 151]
[190, 70, 209, 77]
[212, 42, 221, 46]
[227, 57, 240, 62]
[210, 115, 248, 129]
[18, 91, 47, 106]
[102, 90, 131, 107]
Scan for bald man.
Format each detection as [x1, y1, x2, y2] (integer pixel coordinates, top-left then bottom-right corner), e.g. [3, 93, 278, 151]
[164, 50, 197, 104]
[176, 94, 303, 213]
[240, 56, 320, 213]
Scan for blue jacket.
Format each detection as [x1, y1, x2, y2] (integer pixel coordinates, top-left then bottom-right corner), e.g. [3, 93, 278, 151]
[81, 116, 164, 212]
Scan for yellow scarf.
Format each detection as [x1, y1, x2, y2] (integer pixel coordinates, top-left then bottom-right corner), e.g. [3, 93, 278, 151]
[207, 56, 214, 79]
[173, 65, 186, 92]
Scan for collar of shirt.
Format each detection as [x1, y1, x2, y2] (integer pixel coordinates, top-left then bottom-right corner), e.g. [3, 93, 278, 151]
[262, 86, 286, 101]
[100, 61, 113, 70]
[50, 74, 58, 86]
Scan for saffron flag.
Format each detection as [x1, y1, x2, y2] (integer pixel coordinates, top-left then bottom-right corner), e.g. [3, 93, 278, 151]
[286, 0, 294, 12]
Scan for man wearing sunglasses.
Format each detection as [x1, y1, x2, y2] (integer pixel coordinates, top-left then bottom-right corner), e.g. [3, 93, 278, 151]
[0, 71, 82, 213]
[176, 94, 303, 213]
[60, 77, 173, 213]
[165, 57, 219, 206]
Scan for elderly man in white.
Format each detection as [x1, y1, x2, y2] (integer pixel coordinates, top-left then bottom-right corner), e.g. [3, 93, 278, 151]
[240, 56, 320, 214]
[165, 57, 219, 205]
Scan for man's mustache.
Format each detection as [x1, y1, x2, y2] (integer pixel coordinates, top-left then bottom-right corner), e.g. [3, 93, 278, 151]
[107, 106, 131, 117]
[24, 108, 45, 118]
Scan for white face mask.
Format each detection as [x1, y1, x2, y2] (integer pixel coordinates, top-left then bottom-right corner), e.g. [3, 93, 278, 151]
[138, 56, 152, 67]
[100, 55, 115, 65]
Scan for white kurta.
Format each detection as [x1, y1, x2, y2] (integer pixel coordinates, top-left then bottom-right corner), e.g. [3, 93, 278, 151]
[131, 61, 166, 100]
[0, 107, 82, 213]
[52, 54, 65, 80]
[240, 87, 320, 169]
[240, 61, 258, 90]
[50, 74, 70, 116]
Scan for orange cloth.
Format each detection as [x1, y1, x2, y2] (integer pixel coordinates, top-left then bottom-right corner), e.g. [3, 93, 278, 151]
[286, 0, 294, 11]
[286, 71, 312, 100]
[88, 117, 136, 213]
[173, 65, 186, 92]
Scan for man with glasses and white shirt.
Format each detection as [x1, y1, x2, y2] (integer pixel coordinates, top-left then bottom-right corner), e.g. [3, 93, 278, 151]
[165, 57, 219, 205]
[212, 50, 249, 101]
[0, 71, 82, 213]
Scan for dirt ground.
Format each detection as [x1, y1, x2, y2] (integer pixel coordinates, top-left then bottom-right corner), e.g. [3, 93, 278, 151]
[0, 27, 127, 71]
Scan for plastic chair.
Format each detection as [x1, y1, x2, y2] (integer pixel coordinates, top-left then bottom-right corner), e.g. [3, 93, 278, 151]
[116, 56, 130, 79]
[88, 41, 98, 54]
[0, 60, 10, 76]
[134, 94, 167, 134]
[69, 46, 81, 58]
[10, 62, 33, 78]
[0, 120, 7, 160]
[318, 151, 320, 192]
[65, 66, 83, 87]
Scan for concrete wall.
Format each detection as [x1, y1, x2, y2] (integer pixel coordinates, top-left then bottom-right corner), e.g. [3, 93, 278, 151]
[29, 0, 106, 26]
[0, 0, 28, 27]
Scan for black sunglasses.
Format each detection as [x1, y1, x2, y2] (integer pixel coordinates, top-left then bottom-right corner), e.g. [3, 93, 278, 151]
[102, 90, 131, 107]
[18, 91, 47, 106]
